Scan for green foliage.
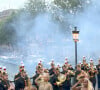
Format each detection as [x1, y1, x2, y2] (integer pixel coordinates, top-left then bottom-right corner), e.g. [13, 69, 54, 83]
[0, 11, 17, 45]
[53, 0, 91, 13]
[0, 0, 92, 45]
[51, 0, 91, 32]
[25, 0, 46, 16]
[24, 0, 91, 33]
[25, 0, 91, 14]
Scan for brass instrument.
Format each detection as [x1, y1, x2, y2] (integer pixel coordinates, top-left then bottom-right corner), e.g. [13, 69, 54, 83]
[56, 73, 66, 86]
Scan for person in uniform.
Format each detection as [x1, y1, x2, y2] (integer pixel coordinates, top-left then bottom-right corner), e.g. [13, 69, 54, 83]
[61, 64, 69, 90]
[61, 64, 74, 90]
[1, 67, 15, 90]
[0, 67, 15, 90]
[14, 62, 28, 90]
[32, 70, 39, 89]
[2, 72, 10, 90]
[50, 67, 62, 90]
[49, 60, 55, 76]
[81, 56, 89, 72]
[32, 61, 44, 89]
[96, 59, 100, 90]
[68, 64, 74, 70]
[0, 67, 4, 90]
[74, 64, 83, 84]
[16, 70, 27, 90]
[14, 64, 25, 90]
[88, 59, 97, 90]
[64, 57, 69, 69]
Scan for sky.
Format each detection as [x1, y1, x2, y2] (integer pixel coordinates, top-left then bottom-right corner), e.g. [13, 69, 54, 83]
[0, 0, 27, 11]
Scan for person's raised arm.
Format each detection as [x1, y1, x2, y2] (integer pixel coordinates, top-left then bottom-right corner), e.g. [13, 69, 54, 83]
[35, 75, 42, 86]
[71, 79, 83, 90]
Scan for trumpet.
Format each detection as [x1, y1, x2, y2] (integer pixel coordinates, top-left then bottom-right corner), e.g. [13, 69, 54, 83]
[56, 73, 66, 86]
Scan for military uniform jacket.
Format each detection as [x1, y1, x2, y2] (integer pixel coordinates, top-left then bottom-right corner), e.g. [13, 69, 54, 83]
[49, 68, 55, 76]
[61, 71, 71, 88]
[96, 64, 100, 77]
[88, 68, 97, 84]
[14, 73, 21, 90]
[0, 78, 5, 90]
[32, 73, 39, 89]
[96, 64, 100, 88]
[50, 74, 60, 90]
[74, 70, 81, 84]
[2, 80, 10, 90]
[15, 76, 25, 90]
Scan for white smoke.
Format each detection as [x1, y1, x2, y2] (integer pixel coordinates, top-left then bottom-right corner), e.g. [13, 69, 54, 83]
[0, 0, 100, 79]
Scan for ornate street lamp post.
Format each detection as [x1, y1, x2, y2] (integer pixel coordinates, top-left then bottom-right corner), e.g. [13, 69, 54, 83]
[72, 27, 79, 67]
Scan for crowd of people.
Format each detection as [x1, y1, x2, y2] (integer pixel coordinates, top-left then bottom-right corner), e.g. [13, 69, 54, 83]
[0, 56, 100, 90]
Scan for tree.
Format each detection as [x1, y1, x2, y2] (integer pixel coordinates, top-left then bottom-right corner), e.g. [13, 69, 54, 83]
[50, 0, 91, 32]
[25, 0, 46, 16]
[24, 0, 91, 33]
[53, 0, 91, 13]
[0, 11, 17, 45]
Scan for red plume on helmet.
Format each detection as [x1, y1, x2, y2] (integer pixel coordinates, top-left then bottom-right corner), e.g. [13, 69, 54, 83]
[0, 66, 2, 70]
[3, 67, 7, 75]
[38, 60, 42, 65]
[83, 56, 86, 60]
[3, 67, 6, 71]
[20, 61, 24, 68]
[51, 60, 54, 65]
[65, 57, 68, 64]
[90, 58, 93, 63]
